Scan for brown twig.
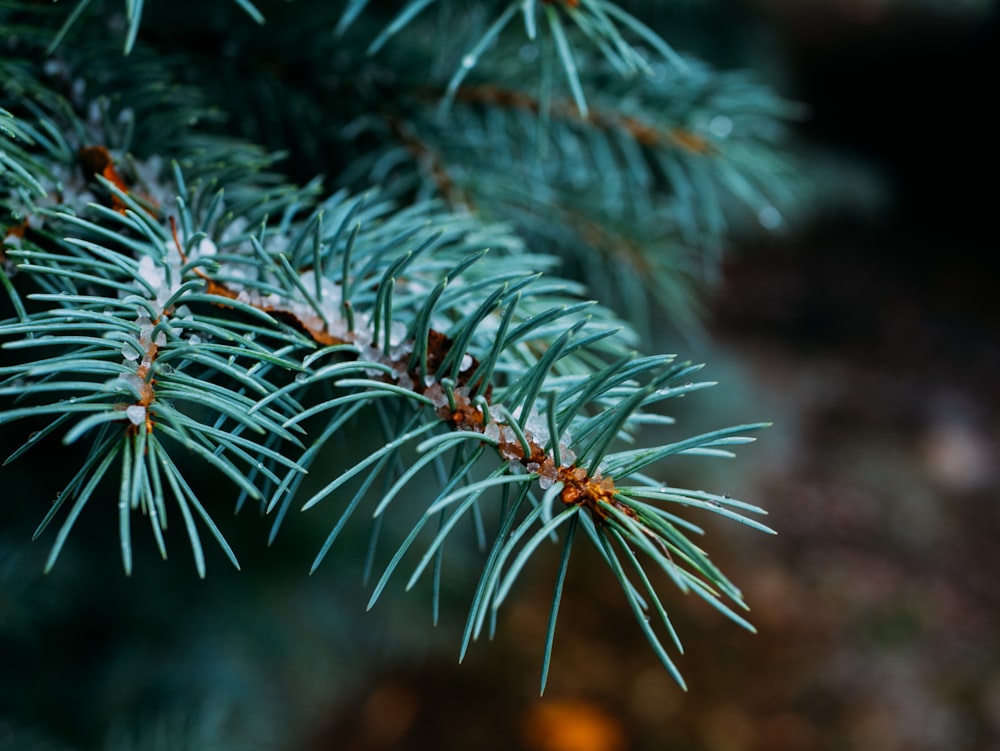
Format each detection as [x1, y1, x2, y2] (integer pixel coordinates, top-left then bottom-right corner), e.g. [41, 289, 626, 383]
[455, 84, 713, 155]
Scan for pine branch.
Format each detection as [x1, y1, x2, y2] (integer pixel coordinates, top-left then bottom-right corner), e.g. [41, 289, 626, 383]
[1, 3, 777, 690]
[138, 5, 808, 331]
[28, 0, 810, 332]
[340, 47, 805, 330]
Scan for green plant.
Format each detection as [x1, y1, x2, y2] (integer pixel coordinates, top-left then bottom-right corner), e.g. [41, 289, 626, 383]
[0, 0, 795, 700]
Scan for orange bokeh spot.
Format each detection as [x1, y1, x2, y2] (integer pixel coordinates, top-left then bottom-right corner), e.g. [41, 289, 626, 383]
[522, 698, 626, 751]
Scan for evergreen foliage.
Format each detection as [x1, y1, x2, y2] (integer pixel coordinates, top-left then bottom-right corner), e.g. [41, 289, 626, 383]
[1, 0, 797, 696]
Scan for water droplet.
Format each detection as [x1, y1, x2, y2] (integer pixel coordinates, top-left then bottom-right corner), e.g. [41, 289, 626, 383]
[757, 206, 782, 230]
[461, 54, 477, 69]
[709, 115, 733, 138]
[295, 372, 309, 383]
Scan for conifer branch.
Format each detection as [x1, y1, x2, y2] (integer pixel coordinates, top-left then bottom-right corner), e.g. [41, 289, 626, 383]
[0, 2, 781, 689]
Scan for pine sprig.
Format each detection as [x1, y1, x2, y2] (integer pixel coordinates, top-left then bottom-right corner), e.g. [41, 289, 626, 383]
[341, 48, 804, 328]
[0, 4, 776, 689]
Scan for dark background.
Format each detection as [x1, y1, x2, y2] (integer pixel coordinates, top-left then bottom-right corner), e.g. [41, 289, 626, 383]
[2, 2, 998, 750]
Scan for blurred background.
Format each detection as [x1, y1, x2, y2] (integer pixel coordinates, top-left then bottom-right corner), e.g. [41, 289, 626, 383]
[2, 0, 998, 749]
